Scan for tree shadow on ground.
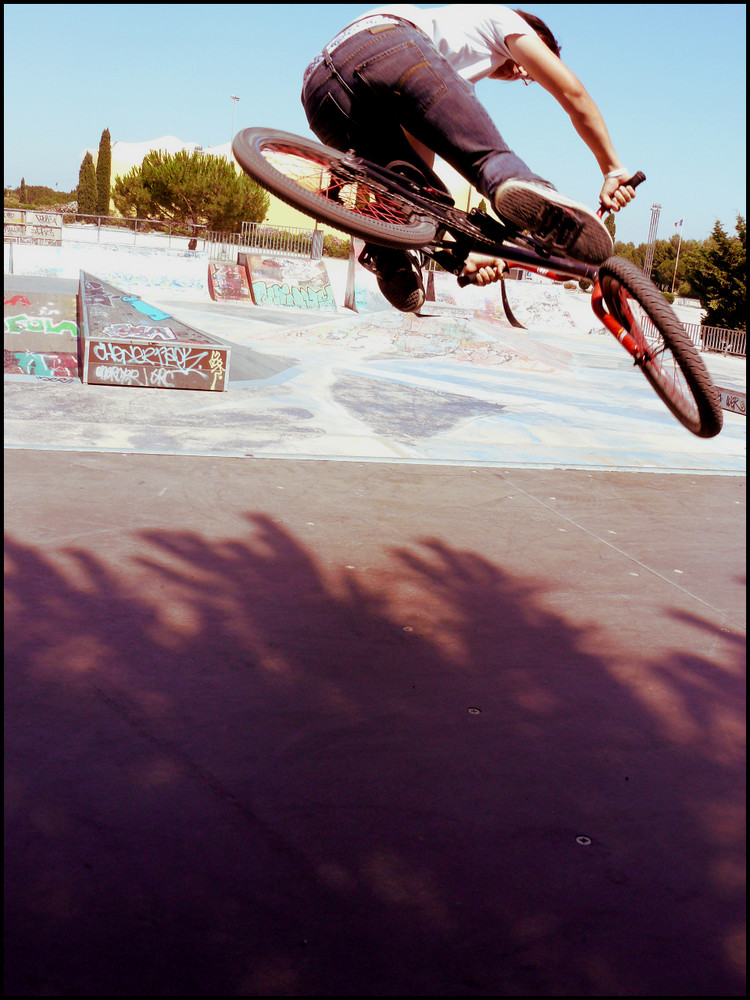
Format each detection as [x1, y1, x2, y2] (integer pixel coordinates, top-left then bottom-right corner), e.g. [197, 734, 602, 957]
[4, 515, 745, 997]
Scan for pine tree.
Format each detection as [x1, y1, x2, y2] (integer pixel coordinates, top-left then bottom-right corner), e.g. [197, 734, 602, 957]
[686, 217, 746, 330]
[19, 178, 27, 205]
[77, 153, 98, 219]
[96, 128, 112, 216]
[112, 150, 269, 232]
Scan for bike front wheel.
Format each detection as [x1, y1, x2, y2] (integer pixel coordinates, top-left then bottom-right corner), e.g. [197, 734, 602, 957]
[597, 257, 723, 438]
[232, 127, 439, 249]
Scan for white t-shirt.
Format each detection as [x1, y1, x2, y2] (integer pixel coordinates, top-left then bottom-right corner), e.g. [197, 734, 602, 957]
[356, 4, 539, 83]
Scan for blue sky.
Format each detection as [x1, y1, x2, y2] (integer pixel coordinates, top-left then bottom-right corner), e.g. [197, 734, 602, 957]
[4, 4, 746, 246]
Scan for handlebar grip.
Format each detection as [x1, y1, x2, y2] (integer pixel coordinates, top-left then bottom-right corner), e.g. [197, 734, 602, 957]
[625, 171, 646, 189]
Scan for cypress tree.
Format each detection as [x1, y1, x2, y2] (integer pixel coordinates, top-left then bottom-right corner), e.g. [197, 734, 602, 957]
[20, 178, 27, 205]
[77, 153, 97, 218]
[96, 128, 112, 216]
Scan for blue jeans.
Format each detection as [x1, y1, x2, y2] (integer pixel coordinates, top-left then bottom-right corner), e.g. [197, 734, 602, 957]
[301, 19, 547, 202]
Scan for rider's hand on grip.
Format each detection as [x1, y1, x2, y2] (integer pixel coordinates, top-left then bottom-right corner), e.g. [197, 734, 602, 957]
[599, 171, 645, 215]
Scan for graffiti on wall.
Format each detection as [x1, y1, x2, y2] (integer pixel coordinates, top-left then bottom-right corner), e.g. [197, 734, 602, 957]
[208, 262, 253, 302]
[80, 271, 230, 391]
[86, 343, 227, 390]
[718, 389, 746, 416]
[243, 255, 336, 311]
[4, 313, 78, 339]
[4, 288, 79, 380]
[4, 348, 78, 380]
[4, 209, 63, 245]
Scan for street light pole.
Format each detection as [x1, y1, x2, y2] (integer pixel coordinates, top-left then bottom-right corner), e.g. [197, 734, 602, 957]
[230, 95, 240, 161]
[671, 222, 684, 295]
[643, 203, 661, 279]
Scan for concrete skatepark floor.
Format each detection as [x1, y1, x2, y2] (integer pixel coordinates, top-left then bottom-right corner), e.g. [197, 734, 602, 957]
[4, 272, 746, 996]
[4, 274, 746, 474]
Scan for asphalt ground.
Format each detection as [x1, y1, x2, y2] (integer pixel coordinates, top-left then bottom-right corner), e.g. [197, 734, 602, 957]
[4, 273, 746, 996]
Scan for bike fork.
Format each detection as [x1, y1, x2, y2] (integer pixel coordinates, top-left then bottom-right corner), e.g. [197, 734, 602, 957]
[591, 281, 642, 362]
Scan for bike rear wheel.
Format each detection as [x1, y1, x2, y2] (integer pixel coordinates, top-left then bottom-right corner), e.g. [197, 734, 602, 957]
[232, 127, 439, 249]
[598, 257, 723, 438]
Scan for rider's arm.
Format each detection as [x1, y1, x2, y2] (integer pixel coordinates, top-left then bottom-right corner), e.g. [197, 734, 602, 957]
[505, 33, 635, 212]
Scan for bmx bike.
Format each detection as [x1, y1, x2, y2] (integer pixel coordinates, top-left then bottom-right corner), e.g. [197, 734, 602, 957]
[233, 127, 723, 439]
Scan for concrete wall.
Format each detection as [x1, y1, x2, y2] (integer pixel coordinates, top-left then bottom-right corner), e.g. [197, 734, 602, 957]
[5, 241, 210, 302]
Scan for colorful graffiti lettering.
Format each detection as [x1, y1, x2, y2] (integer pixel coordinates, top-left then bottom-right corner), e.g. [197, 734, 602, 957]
[4, 348, 77, 379]
[91, 340, 212, 372]
[252, 281, 336, 310]
[4, 295, 32, 307]
[4, 314, 78, 337]
[14, 351, 53, 376]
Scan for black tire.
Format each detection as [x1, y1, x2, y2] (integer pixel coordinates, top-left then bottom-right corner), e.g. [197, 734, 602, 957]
[598, 257, 723, 438]
[232, 127, 439, 249]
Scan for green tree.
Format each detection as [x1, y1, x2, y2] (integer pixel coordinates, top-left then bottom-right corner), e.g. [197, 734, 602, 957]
[19, 178, 27, 205]
[112, 149, 269, 232]
[77, 153, 97, 218]
[96, 128, 112, 215]
[651, 235, 681, 291]
[603, 212, 616, 242]
[686, 217, 746, 330]
[612, 240, 645, 268]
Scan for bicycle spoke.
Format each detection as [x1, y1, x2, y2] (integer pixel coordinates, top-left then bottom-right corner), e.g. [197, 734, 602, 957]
[260, 143, 420, 227]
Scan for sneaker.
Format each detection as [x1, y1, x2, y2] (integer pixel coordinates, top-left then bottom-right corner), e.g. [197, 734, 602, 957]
[493, 179, 613, 264]
[358, 244, 426, 313]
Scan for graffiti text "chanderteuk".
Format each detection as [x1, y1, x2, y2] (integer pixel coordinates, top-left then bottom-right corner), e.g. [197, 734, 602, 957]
[91, 341, 211, 371]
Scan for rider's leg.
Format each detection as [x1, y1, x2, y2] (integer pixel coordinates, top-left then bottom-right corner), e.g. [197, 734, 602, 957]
[302, 51, 432, 312]
[301, 22, 544, 194]
[302, 19, 611, 265]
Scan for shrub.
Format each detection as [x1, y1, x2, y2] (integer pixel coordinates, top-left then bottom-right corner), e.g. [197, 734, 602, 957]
[323, 233, 351, 259]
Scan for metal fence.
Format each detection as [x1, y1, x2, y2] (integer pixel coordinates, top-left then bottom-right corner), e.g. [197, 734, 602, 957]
[56, 212, 207, 248]
[684, 323, 746, 357]
[638, 314, 746, 357]
[205, 223, 324, 261]
[4, 211, 746, 357]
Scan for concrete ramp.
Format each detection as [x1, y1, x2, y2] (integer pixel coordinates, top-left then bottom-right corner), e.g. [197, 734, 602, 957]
[4, 287, 79, 380]
[240, 253, 337, 311]
[207, 262, 253, 303]
[78, 272, 231, 391]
